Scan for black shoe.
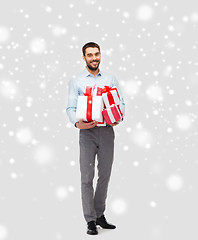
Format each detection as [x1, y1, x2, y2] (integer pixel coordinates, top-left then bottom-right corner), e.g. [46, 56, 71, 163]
[87, 221, 98, 235]
[96, 215, 116, 229]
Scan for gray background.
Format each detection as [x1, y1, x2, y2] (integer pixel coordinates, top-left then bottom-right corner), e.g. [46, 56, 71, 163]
[0, 0, 198, 239]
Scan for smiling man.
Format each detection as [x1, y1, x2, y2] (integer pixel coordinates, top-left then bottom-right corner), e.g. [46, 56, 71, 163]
[83, 47, 100, 72]
[66, 42, 125, 235]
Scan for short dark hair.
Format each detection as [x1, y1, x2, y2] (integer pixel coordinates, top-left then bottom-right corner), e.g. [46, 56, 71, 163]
[82, 42, 100, 56]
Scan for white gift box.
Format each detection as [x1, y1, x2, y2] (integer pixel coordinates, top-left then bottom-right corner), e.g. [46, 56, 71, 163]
[102, 88, 121, 108]
[76, 95, 104, 122]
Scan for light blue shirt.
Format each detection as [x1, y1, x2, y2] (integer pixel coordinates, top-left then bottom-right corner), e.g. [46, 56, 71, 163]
[66, 67, 125, 126]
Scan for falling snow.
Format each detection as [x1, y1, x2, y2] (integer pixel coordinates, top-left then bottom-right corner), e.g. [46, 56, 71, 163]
[30, 38, 47, 54]
[0, 0, 198, 239]
[0, 27, 10, 43]
[166, 174, 184, 191]
[136, 5, 154, 21]
[111, 198, 127, 214]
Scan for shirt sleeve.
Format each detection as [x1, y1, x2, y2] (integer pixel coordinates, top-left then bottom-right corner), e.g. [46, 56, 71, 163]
[112, 75, 126, 119]
[66, 78, 78, 125]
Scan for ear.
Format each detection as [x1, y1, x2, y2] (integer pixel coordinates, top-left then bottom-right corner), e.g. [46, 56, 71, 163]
[82, 55, 85, 62]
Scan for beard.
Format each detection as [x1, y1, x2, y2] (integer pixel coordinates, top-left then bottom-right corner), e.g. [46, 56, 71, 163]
[86, 61, 100, 71]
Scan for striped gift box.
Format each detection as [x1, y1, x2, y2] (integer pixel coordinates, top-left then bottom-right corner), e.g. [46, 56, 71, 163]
[102, 104, 122, 125]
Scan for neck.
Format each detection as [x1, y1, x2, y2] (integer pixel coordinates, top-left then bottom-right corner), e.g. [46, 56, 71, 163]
[86, 66, 99, 77]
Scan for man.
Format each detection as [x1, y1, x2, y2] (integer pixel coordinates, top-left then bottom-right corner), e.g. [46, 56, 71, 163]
[66, 42, 125, 235]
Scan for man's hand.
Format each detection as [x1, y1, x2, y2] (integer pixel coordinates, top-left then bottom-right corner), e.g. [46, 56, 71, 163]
[76, 119, 98, 129]
[110, 120, 121, 127]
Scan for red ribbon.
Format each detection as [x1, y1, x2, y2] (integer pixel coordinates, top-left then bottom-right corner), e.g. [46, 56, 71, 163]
[102, 86, 120, 99]
[107, 92, 115, 106]
[102, 86, 112, 93]
[86, 95, 93, 122]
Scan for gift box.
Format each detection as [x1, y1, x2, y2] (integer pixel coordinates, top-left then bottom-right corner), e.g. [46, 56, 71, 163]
[102, 86, 121, 108]
[76, 86, 104, 123]
[102, 104, 122, 125]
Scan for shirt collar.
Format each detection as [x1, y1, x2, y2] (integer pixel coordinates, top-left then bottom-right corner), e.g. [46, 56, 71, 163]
[83, 67, 102, 77]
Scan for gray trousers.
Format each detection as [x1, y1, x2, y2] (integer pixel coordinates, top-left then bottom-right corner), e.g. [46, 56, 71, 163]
[79, 125, 115, 223]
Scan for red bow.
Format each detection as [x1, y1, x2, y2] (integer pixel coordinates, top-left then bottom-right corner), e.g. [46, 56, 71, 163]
[84, 85, 103, 96]
[102, 86, 120, 99]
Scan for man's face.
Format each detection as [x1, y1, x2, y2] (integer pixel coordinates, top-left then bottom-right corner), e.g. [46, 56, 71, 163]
[83, 47, 101, 71]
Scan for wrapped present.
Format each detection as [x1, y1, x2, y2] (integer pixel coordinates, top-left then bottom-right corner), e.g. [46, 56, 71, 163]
[102, 86, 121, 108]
[85, 85, 103, 96]
[102, 104, 122, 125]
[76, 86, 104, 123]
[97, 118, 106, 126]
